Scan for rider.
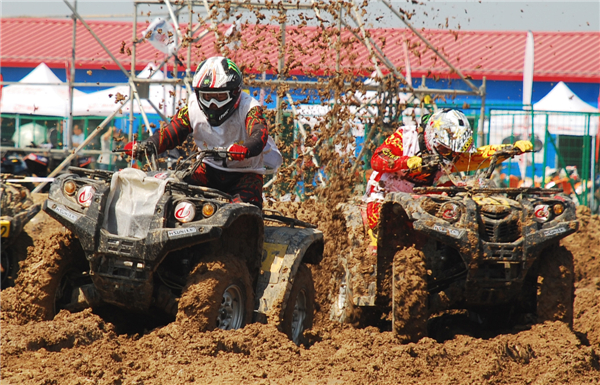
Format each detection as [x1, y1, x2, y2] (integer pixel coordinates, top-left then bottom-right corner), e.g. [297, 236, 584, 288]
[364, 108, 533, 231]
[126, 56, 271, 208]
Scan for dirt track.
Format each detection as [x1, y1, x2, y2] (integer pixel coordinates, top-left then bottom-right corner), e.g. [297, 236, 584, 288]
[1, 198, 599, 384]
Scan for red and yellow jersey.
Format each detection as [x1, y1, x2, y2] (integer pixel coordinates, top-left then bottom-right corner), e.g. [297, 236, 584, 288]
[372, 126, 513, 177]
[366, 127, 516, 229]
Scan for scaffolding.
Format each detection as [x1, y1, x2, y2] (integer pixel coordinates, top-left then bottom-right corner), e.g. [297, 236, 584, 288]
[1, 0, 486, 193]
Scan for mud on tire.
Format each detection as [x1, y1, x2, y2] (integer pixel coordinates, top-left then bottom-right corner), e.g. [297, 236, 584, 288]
[177, 254, 254, 331]
[392, 246, 429, 343]
[14, 231, 87, 321]
[537, 244, 574, 326]
[281, 264, 315, 345]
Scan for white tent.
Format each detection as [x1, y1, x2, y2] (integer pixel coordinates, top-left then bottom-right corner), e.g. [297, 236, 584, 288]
[529, 81, 599, 137]
[72, 64, 177, 117]
[489, 82, 599, 146]
[0, 63, 86, 116]
[534, 81, 599, 113]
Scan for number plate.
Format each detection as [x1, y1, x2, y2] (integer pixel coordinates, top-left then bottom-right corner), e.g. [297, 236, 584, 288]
[261, 242, 288, 274]
[0, 220, 10, 238]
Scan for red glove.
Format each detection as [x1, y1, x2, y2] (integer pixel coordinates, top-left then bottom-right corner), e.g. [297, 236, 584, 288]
[227, 144, 249, 161]
[123, 141, 137, 158]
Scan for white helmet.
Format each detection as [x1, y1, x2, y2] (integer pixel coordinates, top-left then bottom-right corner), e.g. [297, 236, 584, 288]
[425, 109, 474, 156]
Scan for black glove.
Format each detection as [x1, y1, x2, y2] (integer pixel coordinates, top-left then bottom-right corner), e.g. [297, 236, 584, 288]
[139, 141, 158, 160]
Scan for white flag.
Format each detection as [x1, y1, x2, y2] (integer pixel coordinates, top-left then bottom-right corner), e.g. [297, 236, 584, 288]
[522, 31, 534, 109]
[144, 17, 178, 56]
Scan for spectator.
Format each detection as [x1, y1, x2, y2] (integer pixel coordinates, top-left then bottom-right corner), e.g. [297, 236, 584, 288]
[72, 124, 85, 148]
[97, 126, 119, 170]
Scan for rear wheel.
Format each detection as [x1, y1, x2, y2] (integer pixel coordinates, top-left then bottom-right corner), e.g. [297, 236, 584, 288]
[537, 245, 574, 326]
[281, 264, 315, 345]
[177, 255, 254, 331]
[392, 246, 429, 343]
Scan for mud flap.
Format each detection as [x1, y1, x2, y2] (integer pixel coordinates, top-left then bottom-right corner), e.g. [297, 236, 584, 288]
[330, 203, 376, 323]
[255, 226, 323, 324]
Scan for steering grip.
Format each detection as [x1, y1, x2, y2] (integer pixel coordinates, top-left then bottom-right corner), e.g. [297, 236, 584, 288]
[499, 145, 529, 158]
[420, 154, 443, 172]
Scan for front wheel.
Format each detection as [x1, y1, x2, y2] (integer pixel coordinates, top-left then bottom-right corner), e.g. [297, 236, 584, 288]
[281, 264, 315, 345]
[537, 245, 574, 326]
[177, 255, 254, 331]
[392, 246, 429, 343]
[15, 232, 87, 320]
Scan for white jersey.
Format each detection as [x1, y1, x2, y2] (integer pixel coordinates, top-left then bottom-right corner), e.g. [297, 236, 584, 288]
[188, 92, 266, 174]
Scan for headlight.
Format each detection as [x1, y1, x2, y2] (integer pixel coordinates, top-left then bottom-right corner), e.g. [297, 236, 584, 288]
[534, 204, 551, 222]
[76, 185, 95, 207]
[202, 203, 216, 218]
[174, 201, 196, 223]
[440, 202, 461, 222]
[64, 180, 77, 196]
[553, 203, 565, 215]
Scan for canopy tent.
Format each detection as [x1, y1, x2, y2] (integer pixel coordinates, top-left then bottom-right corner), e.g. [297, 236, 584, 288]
[534, 81, 598, 113]
[0, 63, 86, 116]
[489, 82, 599, 145]
[530, 81, 599, 137]
[72, 63, 177, 118]
[0, 62, 179, 120]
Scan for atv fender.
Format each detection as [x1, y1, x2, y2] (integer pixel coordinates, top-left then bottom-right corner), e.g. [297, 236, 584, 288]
[382, 192, 478, 256]
[255, 226, 323, 324]
[1, 203, 41, 243]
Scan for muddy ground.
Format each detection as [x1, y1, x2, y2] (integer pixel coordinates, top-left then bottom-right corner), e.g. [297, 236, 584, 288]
[1, 197, 599, 384]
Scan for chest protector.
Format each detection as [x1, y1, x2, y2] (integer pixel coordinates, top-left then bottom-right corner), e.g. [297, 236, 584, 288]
[188, 92, 265, 174]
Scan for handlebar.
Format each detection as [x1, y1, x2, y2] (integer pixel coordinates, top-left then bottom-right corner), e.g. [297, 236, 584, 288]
[112, 143, 238, 177]
[422, 145, 528, 171]
[481, 145, 530, 179]
[414, 145, 532, 188]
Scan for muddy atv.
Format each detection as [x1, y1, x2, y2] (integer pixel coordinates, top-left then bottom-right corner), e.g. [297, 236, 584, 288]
[331, 147, 579, 342]
[38, 145, 323, 345]
[1, 178, 40, 288]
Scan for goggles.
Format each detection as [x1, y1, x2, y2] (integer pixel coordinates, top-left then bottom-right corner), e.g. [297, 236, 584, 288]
[198, 91, 232, 108]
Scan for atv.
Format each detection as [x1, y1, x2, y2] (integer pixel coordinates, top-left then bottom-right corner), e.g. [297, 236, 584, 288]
[39, 144, 323, 344]
[1, 178, 41, 288]
[331, 147, 579, 342]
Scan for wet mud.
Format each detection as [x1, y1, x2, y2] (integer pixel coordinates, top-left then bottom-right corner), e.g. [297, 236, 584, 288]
[1, 198, 599, 384]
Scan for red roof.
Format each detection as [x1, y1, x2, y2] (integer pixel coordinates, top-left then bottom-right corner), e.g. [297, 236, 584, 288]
[1, 18, 598, 83]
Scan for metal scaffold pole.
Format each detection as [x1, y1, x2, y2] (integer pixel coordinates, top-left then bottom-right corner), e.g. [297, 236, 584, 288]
[66, 0, 77, 151]
[4, 0, 490, 197]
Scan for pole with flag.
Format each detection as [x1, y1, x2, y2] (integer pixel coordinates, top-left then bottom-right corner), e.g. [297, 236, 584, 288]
[403, 39, 412, 89]
[522, 30, 535, 184]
